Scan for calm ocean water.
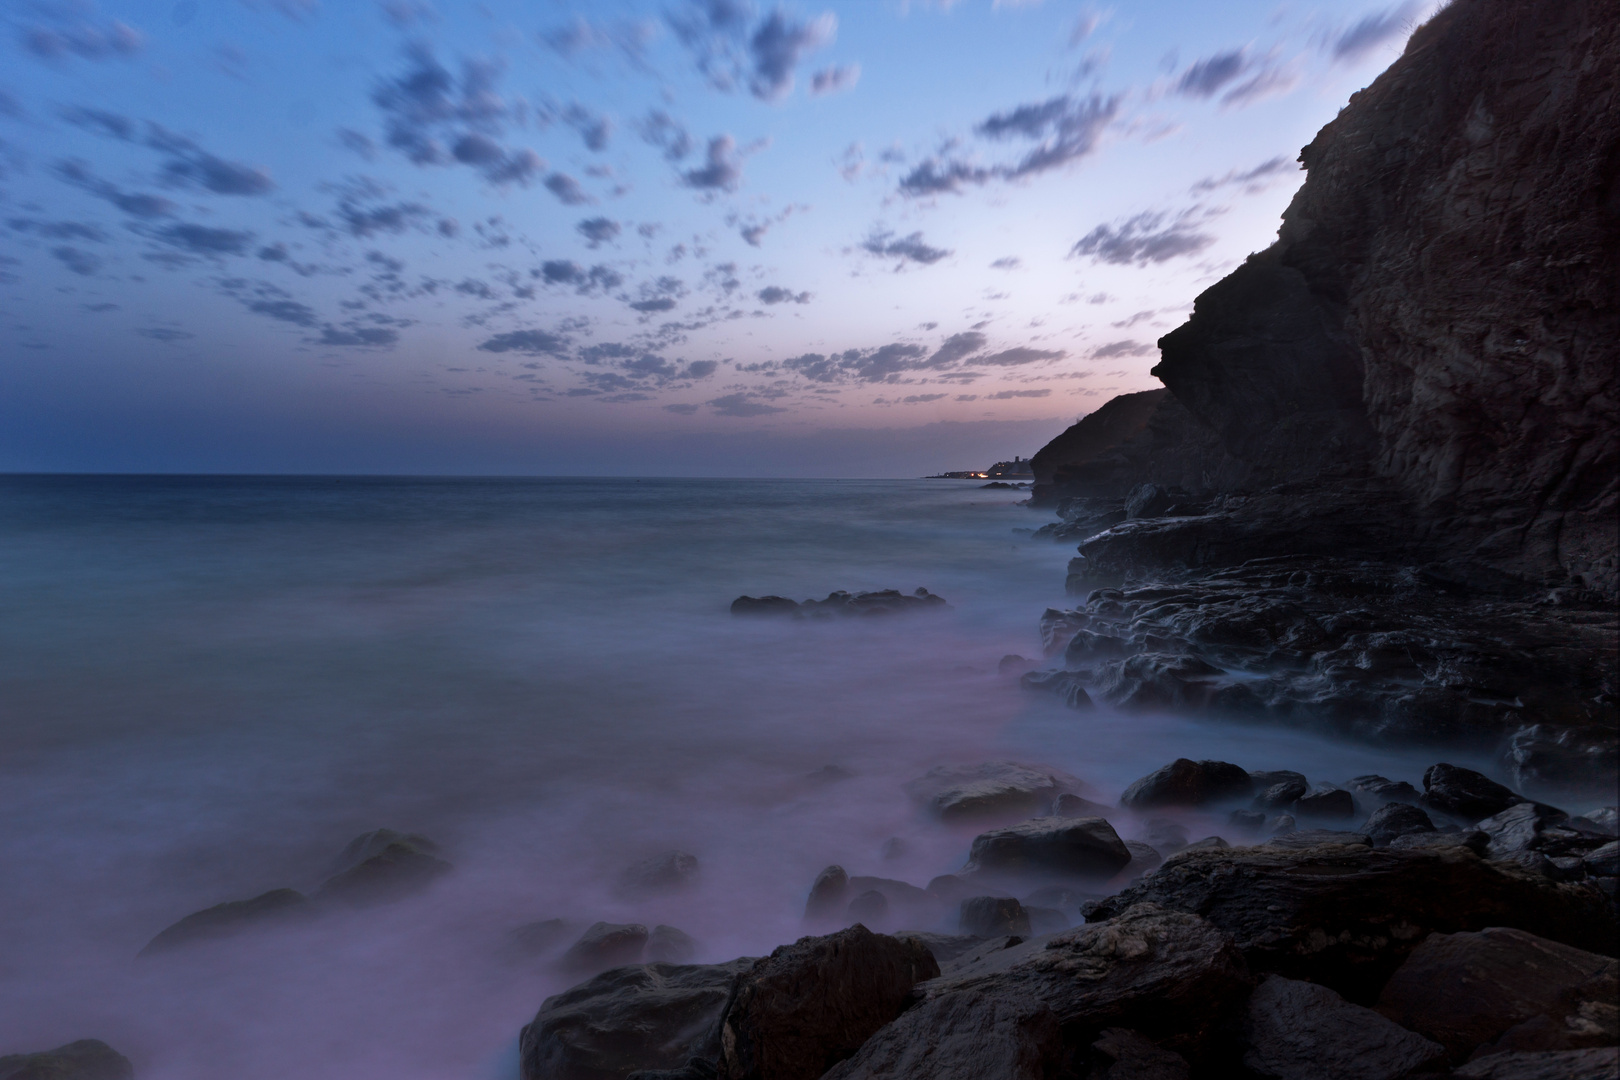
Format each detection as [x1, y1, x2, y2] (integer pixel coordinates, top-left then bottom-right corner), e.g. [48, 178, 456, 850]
[0, 476, 1489, 1078]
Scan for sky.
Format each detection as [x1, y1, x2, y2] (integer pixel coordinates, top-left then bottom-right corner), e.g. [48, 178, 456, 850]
[0, 0, 1437, 476]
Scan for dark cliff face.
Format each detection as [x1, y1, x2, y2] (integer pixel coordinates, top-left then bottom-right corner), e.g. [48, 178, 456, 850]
[1153, 0, 1619, 595]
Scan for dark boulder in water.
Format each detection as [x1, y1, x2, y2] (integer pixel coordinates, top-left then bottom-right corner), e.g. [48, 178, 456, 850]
[1361, 803, 1436, 847]
[959, 896, 1030, 938]
[139, 887, 310, 956]
[1253, 779, 1308, 810]
[1293, 788, 1356, 820]
[519, 957, 755, 1080]
[562, 922, 649, 973]
[1421, 764, 1524, 822]
[730, 589, 949, 619]
[730, 595, 800, 617]
[0, 1040, 133, 1080]
[1120, 759, 1252, 810]
[964, 817, 1132, 880]
[804, 865, 848, 921]
[619, 851, 700, 899]
[903, 761, 1080, 823]
[715, 924, 939, 1080]
[845, 890, 887, 925]
[646, 925, 698, 965]
[1347, 774, 1421, 804]
[507, 918, 574, 959]
[315, 830, 451, 908]
[1376, 927, 1618, 1063]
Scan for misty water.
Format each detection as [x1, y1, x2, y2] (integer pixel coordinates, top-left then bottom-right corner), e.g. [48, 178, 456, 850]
[0, 476, 1497, 1079]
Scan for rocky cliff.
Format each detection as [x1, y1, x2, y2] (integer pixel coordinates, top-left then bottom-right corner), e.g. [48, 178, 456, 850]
[1041, 0, 1618, 596]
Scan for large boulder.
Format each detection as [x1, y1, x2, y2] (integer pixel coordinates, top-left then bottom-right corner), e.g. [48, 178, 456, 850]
[1451, 1048, 1620, 1080]
[1376, 928, 1619, 1062]
[904, 762, 1079, 823]
[1421, 764, 1523, 822]
[824, 903, 1252, 1078]
[562, 923, 650, 974]
[315, 829, 451, 908]
[1084, 844, 1617, 1003]
[1361, 803, 1436, 847]
[0, 1040, 133, 1080]
[964, 817, 1132, 880]
[1475, 803, 1613, 861]
[519, 958, 754, 1080]
[138, 888, 310, 956]
[1242, 975, 1445, 1080]
[1120, 759, 1252, 810]
[715, 925, 939, 1080]
[804, 866, 848, 921]
[959, 897, 1031, 938]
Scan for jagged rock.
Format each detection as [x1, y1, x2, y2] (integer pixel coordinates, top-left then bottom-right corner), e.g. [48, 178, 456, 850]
[1253, 780, 1308, 810]
[846, 891, 887, 924]
[509, 918, 573, 958]
[904, 761, 1080, 823]
[1293, 788, 1356, 819]
[1019, 668, 1094, 709]
[805, 866, 848, 920]
[1120, 759, 1252, 810]
[620, 852, 700, 898]
[315, 829, 451, 907]
[715, 925, 938, 1080]
[1085, 843, 1616, 1002]
[1362, 803, 1436, 847]
[731, 596, 799, 616]
[1038, 609, 1089, 655]
[0, 1040, 133, 1080]
[1092, 655, 1226, 710]
[824, 903, 1252, 1078]
[1086, 1028, 1190, 1080]
[647, 926, 697, 965]
[1422, 764, 1525, 822]
[960, 897, 1031, 938]
[1476, 803, 1613, 862]
[1064, 630, 1132, 665]
[1242, 975, 1445, 1080]
[1451, 1048, 1620, 1080]
[1348, 775, 1422, 804]
[1124, 483, 1176, 520]
[965, 817, 1133, 880]
[139, 888, 309, 956]
[1376, 928, 1619, 1062]
[1585, 841, 1619, 878]
[519, 958, 755, 1080]
[562, 922, 649, 973]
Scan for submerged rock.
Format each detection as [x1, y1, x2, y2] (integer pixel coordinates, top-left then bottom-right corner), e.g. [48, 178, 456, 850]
[964, 817, 1132, 880]
[1347, 775, 1422, 804]
[1422, 764, 1524, 822]
[904, 761, 1079, 823]
[1376, 927, 1619, 1062]
[804, 866, 849, 921]
[1085, 843, 1616, 1002]
[647, 925, 698, 965]
[562, 922, 649, 973]
[716, 925, 938, 1080]
[732, 589, 949, 619]
[959, 896, 1030, 938]
[139, 888, 310, 956]
[1242, 975, 1445, 1080]
[519, 958, 754, 1080]
[1120, 759, 1252, 810]
[315, 830, 451, 908]
[0, 1040, 133, 1080]
[619, 851, 700, 899]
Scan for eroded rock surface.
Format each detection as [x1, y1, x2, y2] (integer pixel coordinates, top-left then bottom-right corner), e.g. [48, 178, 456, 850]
[1242, 974, 1445, 1080]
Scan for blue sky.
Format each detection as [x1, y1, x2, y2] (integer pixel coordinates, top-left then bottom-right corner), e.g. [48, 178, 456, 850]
[0, 0, 1435, 475]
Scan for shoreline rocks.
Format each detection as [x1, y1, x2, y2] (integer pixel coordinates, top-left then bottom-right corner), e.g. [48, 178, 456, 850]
[731, 589, 948, 618]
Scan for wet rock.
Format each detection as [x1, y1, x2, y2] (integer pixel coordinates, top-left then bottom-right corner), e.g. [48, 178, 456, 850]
[1092, 654, 1226, 710]
[1122, 842, 1163, 876]
[997, 654, 1034, 676]
[647, 926, 698, 965]
[1293, 788, 1356, 820]
[960, 896, 1031, 938]
[715, 925, 939, 1080]
[1253, 780, 1308, 810]
[846, 877, 941, 928]
[804, 866, 848, 920]
[1179, 837, 1231, 853]
[1348, 775, 1422, 804]
[620, 851, 701, 899]
[0, 1040, 133, 1080]
[1064, 630, 1132, 664]
[1389, 829, 1489, 855]
[562, 922, 649, 973]
[519, 957, 754, 1080]
[1054, 793, 1115, 818]
[1140, 819, 1190, 853]
[1266, 814, 1296, 836]
[730, 595, 799, 616]
[825, 903, 1252, 1077]
[1038, 608, 1089, 655]
[1377, 927, 1619, 1062]
[846, 891, 887, 924]
[1120, 759, 1252, 810]
[1085, 843, 1616, 1002]
[965, 817, 1133, 880]
[1476, 803, 1612, 862]
[1584, 841, 1619, 878]
[1124, 483, 1176, 520]
[1018, 668, 1095, 709]
[139, 888, 310, 956]
[1259, 830, 1370, 850]
[1249, 770, 1308, 792]
[1578, 808, 1619, 835]
[626, 1060, 719, 1080]
[1451, 1048, 1620, 1080]
[1087, 1028, 1190, 1080]
[509, 918, 574, 958]
[1242, 974, 1445, 1080]
[904, 761, 1080, 823]
[315, 830, 451, 908]
[1362, 803, 1436, 847]
[1421, 764, 1523, 821]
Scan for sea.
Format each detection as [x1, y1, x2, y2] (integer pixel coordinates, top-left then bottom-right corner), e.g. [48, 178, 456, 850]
[0, 475, 1496, 1079]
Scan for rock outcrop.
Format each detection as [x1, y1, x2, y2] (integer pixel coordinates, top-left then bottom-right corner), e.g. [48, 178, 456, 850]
[0, 1040, 133, 1080]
